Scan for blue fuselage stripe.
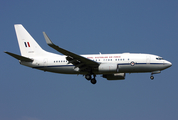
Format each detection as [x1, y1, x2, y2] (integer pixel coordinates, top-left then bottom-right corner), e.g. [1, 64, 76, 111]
[33, 63, 165, 69]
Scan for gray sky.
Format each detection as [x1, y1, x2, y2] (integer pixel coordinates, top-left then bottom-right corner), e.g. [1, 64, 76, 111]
[1, 0, 177, 120]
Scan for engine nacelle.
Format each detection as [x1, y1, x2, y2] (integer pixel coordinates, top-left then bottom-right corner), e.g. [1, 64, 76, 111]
[103, 73, 125, 80]
[98, 63, 119, 73]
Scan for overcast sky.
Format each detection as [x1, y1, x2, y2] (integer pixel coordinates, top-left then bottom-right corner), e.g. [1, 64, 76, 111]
[1, 1, 178, 120]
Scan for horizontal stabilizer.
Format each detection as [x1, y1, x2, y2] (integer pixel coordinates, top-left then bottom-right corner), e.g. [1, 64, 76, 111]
[4, 51, 33, 62]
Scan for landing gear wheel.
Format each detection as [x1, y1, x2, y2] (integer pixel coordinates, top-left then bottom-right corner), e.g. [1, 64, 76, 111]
[91, 78, 97, 84]
[150, 76, 154, 80]
[85, 74, 91, 80]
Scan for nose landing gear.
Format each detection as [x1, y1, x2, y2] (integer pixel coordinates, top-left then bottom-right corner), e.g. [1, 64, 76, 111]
[150, 71, 161, 80]
[150, 75, 154, 80]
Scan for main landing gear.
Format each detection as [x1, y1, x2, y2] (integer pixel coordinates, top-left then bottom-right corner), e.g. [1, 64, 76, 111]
[85, 74, 97, 84]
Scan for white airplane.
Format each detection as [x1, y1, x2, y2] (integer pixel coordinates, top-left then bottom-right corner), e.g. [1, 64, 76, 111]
[5, 24, 172, 84]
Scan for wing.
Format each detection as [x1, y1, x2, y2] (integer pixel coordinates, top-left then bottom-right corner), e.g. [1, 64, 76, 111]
[43, 32, 99, 72]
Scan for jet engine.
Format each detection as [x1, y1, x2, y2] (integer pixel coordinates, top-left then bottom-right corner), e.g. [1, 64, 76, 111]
[102, 73, 125, 80]
[98, 63, 119, 73]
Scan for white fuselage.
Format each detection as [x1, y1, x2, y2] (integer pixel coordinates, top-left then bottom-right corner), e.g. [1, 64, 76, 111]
[20, 53, 171, 75]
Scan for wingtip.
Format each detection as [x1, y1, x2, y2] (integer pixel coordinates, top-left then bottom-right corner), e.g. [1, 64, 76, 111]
[4, 51, 9, 54]
[43, 32, 53, 45]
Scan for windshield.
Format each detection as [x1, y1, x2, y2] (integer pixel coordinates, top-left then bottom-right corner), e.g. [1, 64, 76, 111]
[156, 57, 164, 60]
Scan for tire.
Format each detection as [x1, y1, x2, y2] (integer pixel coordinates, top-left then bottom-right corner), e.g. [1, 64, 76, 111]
[85, 74, 91, 80]
[91, 79, 97, 84]
[150, 76, 154, 80]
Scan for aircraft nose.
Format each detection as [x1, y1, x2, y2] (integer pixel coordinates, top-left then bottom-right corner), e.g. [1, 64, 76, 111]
[165, 60, 172, 68]
[168, 61, 172, 67]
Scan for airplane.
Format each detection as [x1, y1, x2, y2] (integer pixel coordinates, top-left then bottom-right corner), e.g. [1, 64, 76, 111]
[5, 24, 172, 84]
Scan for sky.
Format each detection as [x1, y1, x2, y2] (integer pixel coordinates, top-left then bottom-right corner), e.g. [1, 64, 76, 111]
[0, 0, 178, 120]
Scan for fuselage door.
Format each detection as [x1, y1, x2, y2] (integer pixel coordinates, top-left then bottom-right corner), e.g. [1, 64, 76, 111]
[43, 58, 48, 66]
[146, 56, 151, 64]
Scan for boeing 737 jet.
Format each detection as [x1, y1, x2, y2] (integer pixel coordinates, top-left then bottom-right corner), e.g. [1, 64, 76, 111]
[5, 24, 172, 84]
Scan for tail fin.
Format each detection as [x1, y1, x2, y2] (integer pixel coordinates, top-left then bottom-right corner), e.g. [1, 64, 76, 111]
[14, 24, 46, 57]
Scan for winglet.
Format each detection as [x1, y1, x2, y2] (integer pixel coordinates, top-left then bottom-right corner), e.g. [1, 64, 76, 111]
[43, 32, 53, 45]
[42, 32, 99, 66]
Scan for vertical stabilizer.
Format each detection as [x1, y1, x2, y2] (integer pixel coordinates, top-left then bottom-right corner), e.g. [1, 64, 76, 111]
[14, 24, 46, 57]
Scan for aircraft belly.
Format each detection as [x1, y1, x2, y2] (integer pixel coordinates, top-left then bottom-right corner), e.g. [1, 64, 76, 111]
[119, 64, 164, 73]
[34, 65, 80, 74]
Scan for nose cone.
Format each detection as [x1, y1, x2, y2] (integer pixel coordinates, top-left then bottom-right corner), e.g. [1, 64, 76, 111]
[164, 60, 172, 68]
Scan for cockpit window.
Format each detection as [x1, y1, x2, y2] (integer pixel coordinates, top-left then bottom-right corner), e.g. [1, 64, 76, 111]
[156, 57, 164, 60]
